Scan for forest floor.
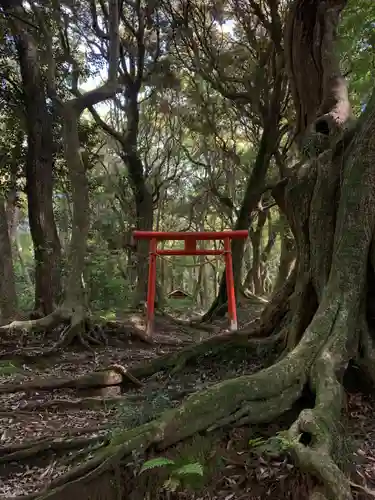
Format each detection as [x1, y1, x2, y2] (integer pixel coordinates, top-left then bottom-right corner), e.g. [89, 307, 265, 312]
[0, 303, 374, 499]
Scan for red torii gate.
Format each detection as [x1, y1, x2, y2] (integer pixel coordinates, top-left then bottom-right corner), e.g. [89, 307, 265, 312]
[133, 230, 248, 335]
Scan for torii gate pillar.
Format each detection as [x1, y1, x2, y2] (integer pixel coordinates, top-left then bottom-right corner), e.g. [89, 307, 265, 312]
[133, 230, 248, 335]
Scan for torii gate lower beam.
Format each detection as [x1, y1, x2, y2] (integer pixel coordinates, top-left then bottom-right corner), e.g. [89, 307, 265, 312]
[133, 230, 248, 335]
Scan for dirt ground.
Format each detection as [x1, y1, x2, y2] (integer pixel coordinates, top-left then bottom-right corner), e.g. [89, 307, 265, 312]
[0, 305, 374, 499]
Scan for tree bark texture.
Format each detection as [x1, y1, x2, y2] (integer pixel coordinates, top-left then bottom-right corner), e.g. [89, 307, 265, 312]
[125, 153, 154, 306]
[14, 21, 62, 315]
[0, 196, 18, 323]
[88, 88, 155, 307]
[273, 215, 296, 293]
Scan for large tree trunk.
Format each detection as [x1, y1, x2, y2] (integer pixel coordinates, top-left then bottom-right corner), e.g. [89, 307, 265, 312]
[15, 26, 62, 316]
[0, 196, 18, 323]
[125, 153, 154, 307]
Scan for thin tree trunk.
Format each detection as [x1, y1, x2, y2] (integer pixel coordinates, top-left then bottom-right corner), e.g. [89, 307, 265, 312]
[61, 104, 90, 308]
[15, 233, 33, 289]
[6, 189, 20, 244]
[243, 227, 278, 294]
[200, 258, 209, 308]
[193, 262, 202, 303]
[128, 155, 154, 306]
[203, 109, 282, 320]
[273, 217, 296, 293]
[249, 209, 268, 295]
[0, 196, 18, 323]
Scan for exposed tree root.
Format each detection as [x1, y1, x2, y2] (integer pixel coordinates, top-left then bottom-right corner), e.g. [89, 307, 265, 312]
[156, 311, 217, 332]
[0, 305, 90, 349]
[206, 382, 302, 431]
[99, 364, 143, 387]
[17, 291, 357, 500]
[0, 305, 155, 356]
[9, 395, 137, 412]
[128, 306, 299, 382]
[18, 256, 369, 500]
[130, 327, 283, 379]
[349, 481, 375, 498]
[104, 319, 154, 344]
[0, 435, 108, 463]
[0, 364, 142, 394]
[287, 310, 354, 500]
[19, 450, 118, 500]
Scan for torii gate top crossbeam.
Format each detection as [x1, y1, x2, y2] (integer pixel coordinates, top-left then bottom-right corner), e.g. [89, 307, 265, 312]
[133, 230, 249, 241]
[133, 230, 248, 335]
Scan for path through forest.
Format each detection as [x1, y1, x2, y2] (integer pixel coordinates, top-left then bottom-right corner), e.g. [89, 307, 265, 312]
[0, 306, 374, 499]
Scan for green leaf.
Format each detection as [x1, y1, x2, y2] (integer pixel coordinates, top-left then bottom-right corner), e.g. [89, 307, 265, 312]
[163, 477, 181, 492]
[248, 437, 266, 448]
[139, 457, 175, 474]
[174, 462, 204, 477]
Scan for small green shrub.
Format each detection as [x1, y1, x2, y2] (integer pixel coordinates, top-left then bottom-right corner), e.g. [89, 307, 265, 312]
[140, 457, 204, 492]
[0, 361, 22, 376]
[249, 431, 302, 457]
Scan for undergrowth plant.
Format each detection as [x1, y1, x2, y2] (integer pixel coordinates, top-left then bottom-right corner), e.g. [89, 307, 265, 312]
[248, 431, 302, 457]
[0, 361, 22, 376]
[139, 457, 204, 493]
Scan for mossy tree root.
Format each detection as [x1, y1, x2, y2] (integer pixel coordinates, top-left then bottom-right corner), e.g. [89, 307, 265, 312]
[0, 303, 94, 350]
[130, 327, 283, 379]
[30, 385, 305, 499]
[0, 364, 142, 395]
[287, 304, 356, 500]
[27, 295, 356, 500]
[0, 435, 108, 463]
[0, 304, 152, 352]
